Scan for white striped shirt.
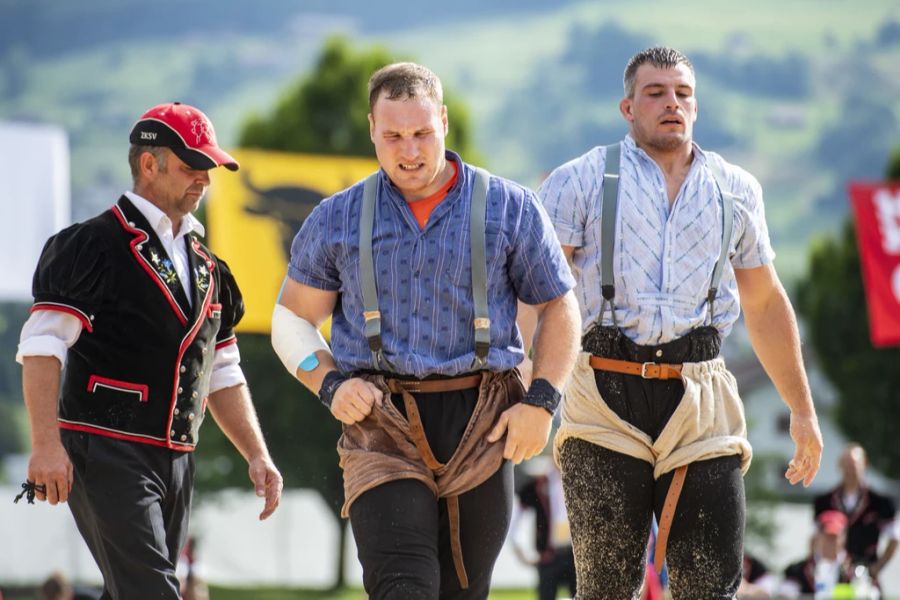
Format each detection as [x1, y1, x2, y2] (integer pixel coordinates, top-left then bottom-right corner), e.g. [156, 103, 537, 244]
[538, 135, 774, 345]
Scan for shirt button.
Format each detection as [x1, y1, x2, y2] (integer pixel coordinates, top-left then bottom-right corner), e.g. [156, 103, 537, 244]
[655, 350, 663, 358]
[178, 387, 183, 394]
[180, 435, 187, 441]
[174, 408, 180, 416]
[188, 413, 195, 421]
[192, 391, 198, 398]
[180, 365, 187, 373]
[201, 347, 208, 354]
[170, 430, 176, 437]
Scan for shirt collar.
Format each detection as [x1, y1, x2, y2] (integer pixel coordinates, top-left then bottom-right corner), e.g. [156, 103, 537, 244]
[124, 190, 205, 240]
[622, 133, 707, 167]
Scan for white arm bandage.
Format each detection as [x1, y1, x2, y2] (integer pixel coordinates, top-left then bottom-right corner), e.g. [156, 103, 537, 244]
[271, 304, 332, 377]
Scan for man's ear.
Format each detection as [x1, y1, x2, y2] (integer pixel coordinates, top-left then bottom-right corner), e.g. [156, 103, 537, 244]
[139, 151, 158, 179]
[441, 104, 448, 136]
[619, 97, 634, 123]
[368, 113, 376, 143]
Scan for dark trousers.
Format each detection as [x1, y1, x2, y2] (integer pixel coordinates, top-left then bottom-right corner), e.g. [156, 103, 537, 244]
[61, 429, 194, 600]
[537, 546, 576, 600]
[348, 386, 514, 600]
[560, 326, 745, 599]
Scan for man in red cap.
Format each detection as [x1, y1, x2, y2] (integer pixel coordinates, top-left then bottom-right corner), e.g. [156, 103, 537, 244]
[780, 510, 854, 598]
[16, 102, 282, 599]
[815, 442, 898, 588]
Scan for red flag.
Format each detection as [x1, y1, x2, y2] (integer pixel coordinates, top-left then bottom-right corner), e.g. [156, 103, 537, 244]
[849, 181, 900, 347]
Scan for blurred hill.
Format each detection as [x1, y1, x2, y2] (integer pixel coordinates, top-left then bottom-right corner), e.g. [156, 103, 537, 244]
[2, 1, 898, 285]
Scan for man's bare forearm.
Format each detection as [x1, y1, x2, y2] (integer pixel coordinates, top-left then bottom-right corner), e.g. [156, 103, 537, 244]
[207, 384, 271, 462]
[531, 291, 581, 390]
[22, 356, 63, 445]
[743, 286, 814, 415]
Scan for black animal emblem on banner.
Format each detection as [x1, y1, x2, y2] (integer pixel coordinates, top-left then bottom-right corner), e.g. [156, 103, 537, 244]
[242, 173, 326, 259]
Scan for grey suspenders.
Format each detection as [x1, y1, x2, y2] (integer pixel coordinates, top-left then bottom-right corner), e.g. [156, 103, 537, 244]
[596, 143, 735, 329]
[705, 159, 737, 323]
[470, 170, 492, 369]
[359, 168, 492, 371]
[599, 143, 621, 327]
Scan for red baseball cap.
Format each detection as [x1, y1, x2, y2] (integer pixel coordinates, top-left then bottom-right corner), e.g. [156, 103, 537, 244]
[817, 510, 848, 535]
[129, 102, 239, 171]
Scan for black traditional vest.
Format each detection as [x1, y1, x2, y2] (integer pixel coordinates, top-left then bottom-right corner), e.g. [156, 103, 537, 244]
[31, 196, 242, 451]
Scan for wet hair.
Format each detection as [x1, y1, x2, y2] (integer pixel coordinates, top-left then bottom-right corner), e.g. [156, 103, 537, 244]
[623, 47, 694, 98]
[128, 144, 169, 181]
[368, 62, 443, 112]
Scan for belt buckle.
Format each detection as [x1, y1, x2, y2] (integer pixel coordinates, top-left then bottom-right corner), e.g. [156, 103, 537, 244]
[640, 362, 656, 379]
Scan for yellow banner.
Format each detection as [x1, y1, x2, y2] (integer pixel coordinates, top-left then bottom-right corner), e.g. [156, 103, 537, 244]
[208, 149, 378, 333]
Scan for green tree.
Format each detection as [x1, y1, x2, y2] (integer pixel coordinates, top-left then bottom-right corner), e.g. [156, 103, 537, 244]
[796, 149, 900, 480]
[196, 35, 482, 589]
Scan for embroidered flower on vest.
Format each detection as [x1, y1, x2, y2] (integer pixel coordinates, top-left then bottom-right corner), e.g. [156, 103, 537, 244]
[194, 264, 210, 293]
[149, 249, 179, 286]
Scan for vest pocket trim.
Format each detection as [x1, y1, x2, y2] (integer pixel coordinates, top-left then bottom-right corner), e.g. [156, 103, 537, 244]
[86, 375, 149, 402]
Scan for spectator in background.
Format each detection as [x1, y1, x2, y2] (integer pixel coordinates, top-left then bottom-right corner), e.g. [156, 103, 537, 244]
[177, 536, 209, 600]
[511, 457, 577, 600]
[37, 572, 73, 600]
[814, 442, 898, 589]
[737, 553, 776, 599]
[37, 572, 99, 600]
[779, 510, 854, 598]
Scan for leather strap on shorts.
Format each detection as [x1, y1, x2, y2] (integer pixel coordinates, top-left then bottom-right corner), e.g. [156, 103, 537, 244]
[385, 372, 484, 589]
[654, 464, 688, 573]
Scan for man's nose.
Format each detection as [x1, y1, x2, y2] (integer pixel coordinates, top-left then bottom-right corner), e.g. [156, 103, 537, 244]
[400, 138, 418, 159]
[664, 91, 679, 109]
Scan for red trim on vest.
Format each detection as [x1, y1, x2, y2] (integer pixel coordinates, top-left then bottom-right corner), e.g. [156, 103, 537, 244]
[207, 302, 222, 319]
[31, 302, 94, 333]
[111, 204, 188, 326]
[86, 374, 149, 402]
[215, 335, 237, 350]
[59, 421, 195, 451]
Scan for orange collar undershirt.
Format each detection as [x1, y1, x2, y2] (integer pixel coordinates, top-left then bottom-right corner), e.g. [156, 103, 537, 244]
[408, 159, 459, 230]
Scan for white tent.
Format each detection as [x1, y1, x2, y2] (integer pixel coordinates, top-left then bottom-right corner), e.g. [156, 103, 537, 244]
[0, 121, 70, 300]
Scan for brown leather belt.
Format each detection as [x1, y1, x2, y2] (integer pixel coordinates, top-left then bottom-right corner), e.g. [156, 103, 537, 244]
[589, 356, 683, 380]
[386, 373, 483, 394]
[385, 372, 483, 589]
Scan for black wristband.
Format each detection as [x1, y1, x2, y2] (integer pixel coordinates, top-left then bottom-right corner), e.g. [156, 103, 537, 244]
[521, 377, 562, 415]
[318, 370, 348, 409]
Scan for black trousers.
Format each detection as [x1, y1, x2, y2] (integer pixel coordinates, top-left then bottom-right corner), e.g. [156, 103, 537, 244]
[348, 386, 514, 600]
[537, 546, 577, 600]
[559, 326, 745, 599]
[61, 429, 194, 600]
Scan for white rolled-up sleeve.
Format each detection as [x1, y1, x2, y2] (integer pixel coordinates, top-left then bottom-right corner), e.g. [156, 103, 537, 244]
[16, 310, 83, 367]
[209, 342, 247, 393]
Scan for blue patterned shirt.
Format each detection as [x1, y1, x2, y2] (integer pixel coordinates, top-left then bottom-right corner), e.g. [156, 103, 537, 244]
[289, 151, 575, 378]
[538, 135, 774, 345]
